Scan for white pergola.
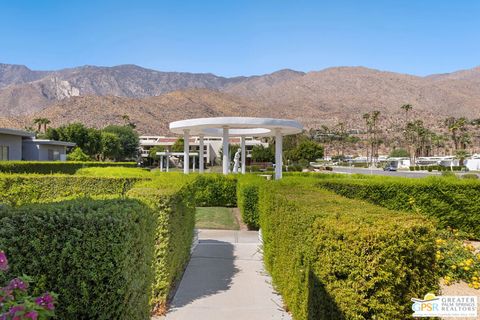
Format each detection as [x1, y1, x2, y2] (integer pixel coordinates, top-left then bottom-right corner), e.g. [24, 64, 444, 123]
[156, 152, 199, 172]
[169, 117, 303, 179]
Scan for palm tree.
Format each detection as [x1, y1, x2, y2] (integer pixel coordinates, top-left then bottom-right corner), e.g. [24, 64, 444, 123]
[362, 113, 372, 164]
[455, 149, 470, 166]
[445, 117, 469, 151]
[42, 118, 51, 133]
[371, 110, 381, 164]
[33, 118, 42, 132]
[122, 114, 130, 125]
[401, 104, 413, 123]
[32, 118, 51, 133]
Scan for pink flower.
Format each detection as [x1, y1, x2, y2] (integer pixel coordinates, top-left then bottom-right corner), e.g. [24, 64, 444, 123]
[0, 251, 8, 271]
[8, 278, 28, 291]
[24, 311, 38, 320]
[35, 292, 55, 310]
[8, 305, 25, 317]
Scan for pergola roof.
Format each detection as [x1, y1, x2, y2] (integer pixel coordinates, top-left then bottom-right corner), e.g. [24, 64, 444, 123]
[169, 117, 303, 137]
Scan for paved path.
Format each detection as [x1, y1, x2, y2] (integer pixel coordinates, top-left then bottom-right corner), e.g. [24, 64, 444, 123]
[164, 229, 291, 320]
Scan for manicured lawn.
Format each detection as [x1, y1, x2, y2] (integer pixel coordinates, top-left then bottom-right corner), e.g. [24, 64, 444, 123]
[195, 207, 239, 230]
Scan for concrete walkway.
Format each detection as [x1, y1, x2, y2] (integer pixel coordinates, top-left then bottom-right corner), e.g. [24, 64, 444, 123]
[164, 229, 291, 320]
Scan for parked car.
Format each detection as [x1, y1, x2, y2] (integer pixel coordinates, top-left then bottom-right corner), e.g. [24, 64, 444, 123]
[383, 163, 398, 171]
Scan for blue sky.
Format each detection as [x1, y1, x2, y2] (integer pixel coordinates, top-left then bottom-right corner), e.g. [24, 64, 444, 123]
[0, 0, 479, 77]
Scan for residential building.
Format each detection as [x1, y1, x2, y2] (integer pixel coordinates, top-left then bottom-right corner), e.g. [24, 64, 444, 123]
[0, 127, 75, 161]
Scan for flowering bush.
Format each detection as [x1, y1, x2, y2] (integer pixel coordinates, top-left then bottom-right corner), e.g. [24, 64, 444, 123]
[436, 229, 480, 289]
[0, 251, 56, 320]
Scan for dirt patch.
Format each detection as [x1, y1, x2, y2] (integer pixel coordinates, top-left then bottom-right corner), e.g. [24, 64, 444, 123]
[232, 207, 248, 231]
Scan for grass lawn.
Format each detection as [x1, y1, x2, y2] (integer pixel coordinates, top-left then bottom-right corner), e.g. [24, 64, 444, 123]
[195, 207, 240, 230]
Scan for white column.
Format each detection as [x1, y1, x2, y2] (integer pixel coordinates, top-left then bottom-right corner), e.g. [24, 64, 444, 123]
[193, 155, 196, 172]
[166, 154, 170, 172]
[222, 127, 229, 175]
[275, 129, 283, 180]
[183, 130, 190, 174]
[199, 135, 205, 174]
[160, 155, 163, 172]
[240, 136, 246, 174]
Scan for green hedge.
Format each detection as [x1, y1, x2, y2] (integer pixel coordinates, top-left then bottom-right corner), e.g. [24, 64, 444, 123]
[317, 176, 480, 238]
[192, 174, 237, 207]
[0, 173, 197, 316]
[127, 174, 196, 312]
[0, 199, 155, 319]
[0, 161, 136, 174]
[0, 174, 141, 206]
[236, 175, 264, 229]
[260, 177, 437, 319]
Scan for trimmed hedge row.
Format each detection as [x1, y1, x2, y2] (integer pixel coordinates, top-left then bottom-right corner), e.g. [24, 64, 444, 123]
[0, 173, 197, 318]
[317, 176, 480, 238]
[0, 199, 155, 319]
[236, 175, 264, 229]
[127, 174, 196, 312]
[260, 177, 438, 319]
[0, 161, 136, 174]
[192, 174, 237, 207]
[0, 174, 141, 206]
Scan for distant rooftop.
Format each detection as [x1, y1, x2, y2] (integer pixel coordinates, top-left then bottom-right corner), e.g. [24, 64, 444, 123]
[23, 139, 76, 147]
[0, 128, 35, 138]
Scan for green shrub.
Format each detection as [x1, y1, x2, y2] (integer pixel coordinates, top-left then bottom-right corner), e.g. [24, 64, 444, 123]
[409, 166, 415, 171]
[318, 176, 480, 239]
[0, 199, 155, 319]
[75, 166, 153, 177]
[236, 175, 264, 229]
[0, 174, 141, 206]
[67, 147, 90, 161]
[192, 174, 237, 207]
[0, 161, 136, 174]
[127, 174, 196, 311]
[462, 173, 479, 180]
[441, 171, 456, 178]
[260, 177, 437, 320]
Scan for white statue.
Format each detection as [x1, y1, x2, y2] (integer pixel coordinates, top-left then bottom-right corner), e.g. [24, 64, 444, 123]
[233, 148, 241, 173]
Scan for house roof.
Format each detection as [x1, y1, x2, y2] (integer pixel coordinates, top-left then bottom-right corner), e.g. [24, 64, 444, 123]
[23, 139, 76, 147]
[0, 128, 35, 138]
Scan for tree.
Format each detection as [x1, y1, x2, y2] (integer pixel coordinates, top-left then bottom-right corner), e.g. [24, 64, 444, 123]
[288, 140, 324, 162]
[172, 138, 184, 152]
[251, 145, 275, 163]
[405, 120, 434, 161]
[445, 117, 470, 151]
[46, 123, 90, 151]
[362, 111, 382, 166]
[148, 145, 166, 159]
[389, 148, 410, 158]
[100, 132, 122, 160]
[67, 147, 90, 161]
[33, 118, 51, 133]
[401, 104, 413, 123]
[455, 149, 470, 166]
[102, 125, 139, 160]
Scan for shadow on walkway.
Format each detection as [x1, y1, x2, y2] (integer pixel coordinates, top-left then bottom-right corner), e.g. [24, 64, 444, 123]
[169, 239, 239, 309]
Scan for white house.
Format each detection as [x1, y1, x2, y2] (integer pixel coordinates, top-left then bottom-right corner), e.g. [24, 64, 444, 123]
[0, 127, 75, 161]
[465, 154, 480, 171]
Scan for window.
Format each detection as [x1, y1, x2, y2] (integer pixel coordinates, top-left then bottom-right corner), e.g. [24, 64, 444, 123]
[47, 149, 60, 161]
[0, 146, 9, 161]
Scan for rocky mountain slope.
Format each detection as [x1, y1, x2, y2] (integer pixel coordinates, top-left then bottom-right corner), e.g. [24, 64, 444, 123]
[0, 63, 479, 134]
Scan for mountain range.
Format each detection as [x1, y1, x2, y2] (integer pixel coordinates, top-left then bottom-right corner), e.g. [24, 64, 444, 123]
[0, 63, 479, 134]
